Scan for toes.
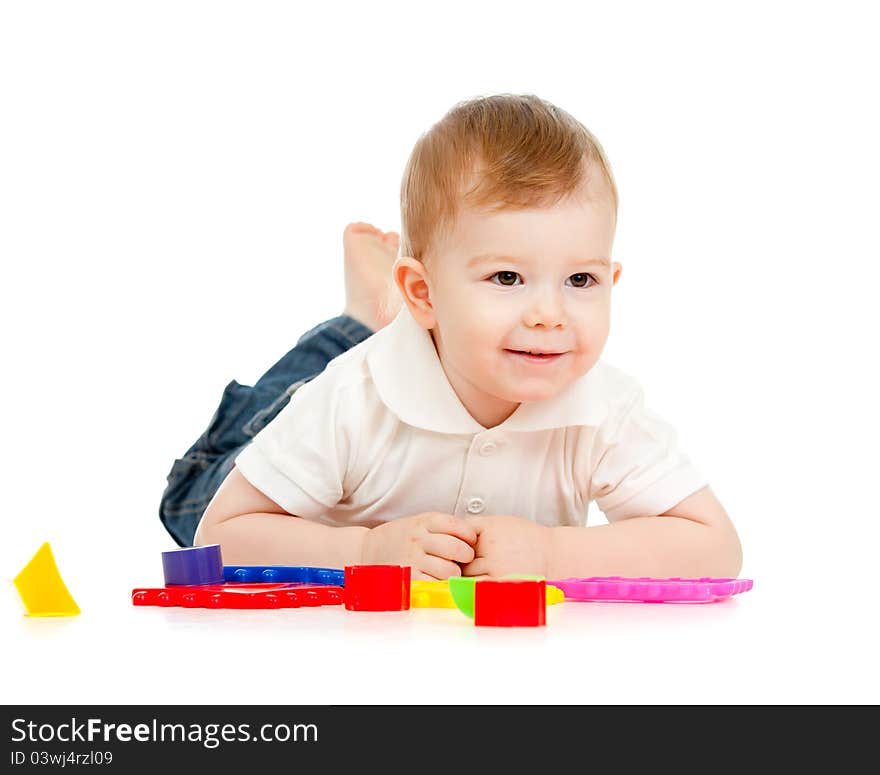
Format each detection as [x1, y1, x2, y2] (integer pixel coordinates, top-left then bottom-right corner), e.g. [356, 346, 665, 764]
[345, 221, 382, 235]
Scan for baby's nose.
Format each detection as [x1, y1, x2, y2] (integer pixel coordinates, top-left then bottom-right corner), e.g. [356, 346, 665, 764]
[524, 288, 566, 328]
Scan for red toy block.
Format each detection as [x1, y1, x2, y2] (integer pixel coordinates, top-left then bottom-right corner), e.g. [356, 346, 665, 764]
[474, 579, 546, 626]
[131, 583, 343, 609]
[344, 565, 411, 611]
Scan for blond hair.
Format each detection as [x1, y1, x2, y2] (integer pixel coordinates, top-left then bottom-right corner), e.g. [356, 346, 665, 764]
[399, 93, 618, 264]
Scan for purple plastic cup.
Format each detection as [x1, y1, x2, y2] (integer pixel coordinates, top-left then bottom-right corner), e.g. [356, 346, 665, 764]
[162, 544, 224, 586]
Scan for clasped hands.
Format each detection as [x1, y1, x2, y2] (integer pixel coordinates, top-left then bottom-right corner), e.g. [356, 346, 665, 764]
[360, 512, 553, 580]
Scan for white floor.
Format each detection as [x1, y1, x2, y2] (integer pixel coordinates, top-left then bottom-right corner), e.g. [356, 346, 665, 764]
[4, 521, 877, 705]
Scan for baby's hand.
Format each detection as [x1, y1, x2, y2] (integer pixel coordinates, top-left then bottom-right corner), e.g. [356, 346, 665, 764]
[360, 512, 477, 580]
[460, 515, 553, 578]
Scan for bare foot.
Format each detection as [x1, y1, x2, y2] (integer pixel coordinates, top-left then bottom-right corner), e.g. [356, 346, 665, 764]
[342, 221, 403, 331]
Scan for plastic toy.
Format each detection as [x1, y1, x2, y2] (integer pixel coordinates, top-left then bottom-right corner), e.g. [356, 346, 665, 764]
[13, 542, 80, 617]
[549, 576, 754, 603]
[412, 578, 564, 609]
[410, 580, 458, 608]
[224, 565, 345, 586]
[132, 582, 343, 609]
[344, 565, 410, 611]
[448, 577, 477, 617]
[448, 577, 547, 626]
[500, 574, 565, 606]
[475, 579, 546, 626]
[162, 544, 224, 586]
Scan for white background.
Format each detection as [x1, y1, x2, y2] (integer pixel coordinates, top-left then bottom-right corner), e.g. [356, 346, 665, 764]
[1, 0, 877, 704]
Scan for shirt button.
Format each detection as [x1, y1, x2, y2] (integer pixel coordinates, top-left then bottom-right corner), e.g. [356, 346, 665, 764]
[466, 497, 485, 514]
[479, 442, 497, 456]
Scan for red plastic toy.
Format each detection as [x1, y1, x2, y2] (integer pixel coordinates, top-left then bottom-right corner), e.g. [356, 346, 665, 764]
[343, 565, 411, 611]
[474, 578, 546, 627]
[131, 582, 343, 609]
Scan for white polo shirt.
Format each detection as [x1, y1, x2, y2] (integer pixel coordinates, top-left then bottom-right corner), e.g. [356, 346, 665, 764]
[234, 306, 707, 528]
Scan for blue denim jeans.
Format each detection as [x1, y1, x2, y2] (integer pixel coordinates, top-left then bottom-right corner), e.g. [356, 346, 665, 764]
[158, 315, 374, 546]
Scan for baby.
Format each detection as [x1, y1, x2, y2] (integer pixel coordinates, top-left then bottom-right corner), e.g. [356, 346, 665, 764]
[190, 94, 742, 581]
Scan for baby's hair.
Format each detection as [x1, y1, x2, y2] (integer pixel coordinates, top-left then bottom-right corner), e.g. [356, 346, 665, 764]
[399, 93, 619, 265]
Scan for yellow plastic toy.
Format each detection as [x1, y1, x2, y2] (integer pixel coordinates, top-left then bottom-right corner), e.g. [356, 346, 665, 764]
[411, 580, 458, 608]
[546, 584, 564, 605]
[13, 542, 80, 616]
[410, 578, 564, 608]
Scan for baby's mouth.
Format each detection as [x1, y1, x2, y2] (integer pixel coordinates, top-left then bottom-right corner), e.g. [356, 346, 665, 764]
[504, 349, 566, 362]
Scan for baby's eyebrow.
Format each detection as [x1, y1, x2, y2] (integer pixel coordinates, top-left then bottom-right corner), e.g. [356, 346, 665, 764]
[467, 253, 611, 269]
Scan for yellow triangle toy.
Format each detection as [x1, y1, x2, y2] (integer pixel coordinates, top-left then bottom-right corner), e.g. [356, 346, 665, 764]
[13, 542, 81, 616]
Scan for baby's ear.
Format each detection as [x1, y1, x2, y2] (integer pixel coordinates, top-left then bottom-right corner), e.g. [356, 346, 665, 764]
[611, 261, 623, 285]
[393, 257, 435, 327]
[392, 256, 425, 297]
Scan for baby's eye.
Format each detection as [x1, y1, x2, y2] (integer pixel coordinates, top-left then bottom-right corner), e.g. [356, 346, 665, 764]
[490, 271, 521, 286]
[568, 273, 597, 288]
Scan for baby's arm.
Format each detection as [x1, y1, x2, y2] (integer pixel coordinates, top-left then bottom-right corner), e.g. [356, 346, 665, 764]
[195, 467, 477, 578]
[462, 486, 742, 579]
[194, 467, 368, 567]
[544, 485, 742, 579]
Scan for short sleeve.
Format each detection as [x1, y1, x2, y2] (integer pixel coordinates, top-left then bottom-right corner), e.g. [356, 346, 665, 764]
[233, 375, 357, 519]
[591, 385, 708, 522]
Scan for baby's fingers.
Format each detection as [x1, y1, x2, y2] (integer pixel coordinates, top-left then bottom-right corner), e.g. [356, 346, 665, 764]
[415, 554, 465, 581]
[460, 557, 493, 578]
[426, 513, 478, 546]
[424, 533, 475, 565]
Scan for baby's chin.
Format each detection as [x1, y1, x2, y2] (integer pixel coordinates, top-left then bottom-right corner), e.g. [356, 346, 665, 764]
[493, 380, 569, 404]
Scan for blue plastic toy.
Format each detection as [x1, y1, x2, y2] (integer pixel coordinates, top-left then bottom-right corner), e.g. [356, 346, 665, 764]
[223, 565, 345, 586]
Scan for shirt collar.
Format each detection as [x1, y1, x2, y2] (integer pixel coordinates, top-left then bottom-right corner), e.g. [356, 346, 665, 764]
[365, 306, 612, 435]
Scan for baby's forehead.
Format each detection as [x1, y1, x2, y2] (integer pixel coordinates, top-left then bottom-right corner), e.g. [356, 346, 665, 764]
[441, 195, 615, 258]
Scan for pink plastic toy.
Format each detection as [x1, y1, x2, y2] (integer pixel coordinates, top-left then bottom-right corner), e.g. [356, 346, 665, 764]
[548, 576, 753, 603]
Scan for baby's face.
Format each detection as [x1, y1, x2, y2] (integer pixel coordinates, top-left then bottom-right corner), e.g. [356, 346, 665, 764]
[398, 184, 619, 429]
